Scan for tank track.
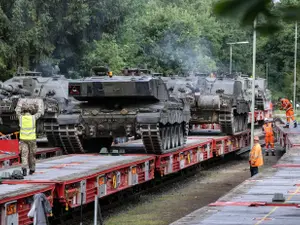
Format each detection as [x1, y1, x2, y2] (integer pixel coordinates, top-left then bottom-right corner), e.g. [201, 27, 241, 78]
[44, 121, 84, 154]
[44, 120, 60, 147]
[219, 110, 248, 135]
[139, 122, 189, 154]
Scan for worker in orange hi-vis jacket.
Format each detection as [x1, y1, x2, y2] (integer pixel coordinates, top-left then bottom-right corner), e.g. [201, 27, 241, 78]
[278, 97, 297, 128]
[249, 136, 264, 177]
[262, 118, 275, 156]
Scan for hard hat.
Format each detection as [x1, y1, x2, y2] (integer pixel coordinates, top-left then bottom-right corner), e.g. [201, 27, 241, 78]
[254, 136, 259, 141]
[264, 118, 269, 122]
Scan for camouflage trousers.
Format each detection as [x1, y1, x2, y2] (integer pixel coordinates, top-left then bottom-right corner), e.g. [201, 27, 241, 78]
[20, 140, 37, 171]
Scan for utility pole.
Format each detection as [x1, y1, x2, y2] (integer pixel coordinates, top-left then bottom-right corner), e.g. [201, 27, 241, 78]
[293, 21, 298, 111]
[250, 19, 257, 148]
[229, 45, 232, 74]
[266, 62, 268, 88]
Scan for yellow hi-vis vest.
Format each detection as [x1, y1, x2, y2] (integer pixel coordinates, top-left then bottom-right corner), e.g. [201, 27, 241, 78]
[20, 115, 36, 140]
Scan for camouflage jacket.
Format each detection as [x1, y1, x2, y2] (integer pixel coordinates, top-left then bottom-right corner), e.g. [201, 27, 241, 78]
[15, 98, 44, 120]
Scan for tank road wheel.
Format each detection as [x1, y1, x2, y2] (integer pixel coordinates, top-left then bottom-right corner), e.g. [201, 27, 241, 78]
[229, 111, 237, 135]
[243, 113, 248, 131]
[238, 115, 243, 132]
[231, 114, 237, 134]
[141, 121, 188, 154]
[160, 127, 168, 150]
[166, 126, 171, 150]
[173, 124, 179, 148]
[236, 115, 240, 132]
[221, 109, 249, 135]
[240, 115, 245, 132]
[178, 124, 184, 146]
[170, 126, 175, 148]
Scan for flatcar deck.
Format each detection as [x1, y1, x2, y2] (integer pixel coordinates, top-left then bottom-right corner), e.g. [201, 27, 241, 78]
[171, 125, 300, 225]
[0, 146, 63, 169]
[1, 154, 154, 182]
[0, 184, 54, 203]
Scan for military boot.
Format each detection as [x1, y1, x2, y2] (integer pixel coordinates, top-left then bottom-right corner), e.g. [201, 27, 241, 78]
[294, 122, 297, 128]
[265, 152, 269, 156]
[22, 168, 27, 176]
[29, 170, 35, 175]
[283, 124, 289, 128]
[272, 151, 275, 156]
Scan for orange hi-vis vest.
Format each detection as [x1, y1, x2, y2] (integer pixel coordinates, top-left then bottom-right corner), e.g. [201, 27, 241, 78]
[263, 123, 273, 136]
[249, 143, 263, 167]
[281, 98, 293, 111]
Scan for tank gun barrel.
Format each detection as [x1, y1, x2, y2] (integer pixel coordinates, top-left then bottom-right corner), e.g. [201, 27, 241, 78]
[0, 82, 31, 96]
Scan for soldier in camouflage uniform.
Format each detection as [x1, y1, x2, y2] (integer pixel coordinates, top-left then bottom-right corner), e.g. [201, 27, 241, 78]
[15, 98, 44, 116]
[16, 101, 42, 176]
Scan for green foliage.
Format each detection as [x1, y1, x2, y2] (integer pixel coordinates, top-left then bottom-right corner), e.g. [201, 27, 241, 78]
[214, 0, 300, 101]
[0, 0, 299, 103]
[0, 0, 254, 77]
[81, 34, 129, 75]
[213, 0, 300, 33]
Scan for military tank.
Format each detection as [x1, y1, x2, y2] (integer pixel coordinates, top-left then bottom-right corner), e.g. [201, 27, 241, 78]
[234, 74, 271, 111]
[44, 66, 191, 154]
[0, 83, 32, 134]
[0, 70, 75, 138]
[253, 78, 271, 110]
[189, 75, 250, 135]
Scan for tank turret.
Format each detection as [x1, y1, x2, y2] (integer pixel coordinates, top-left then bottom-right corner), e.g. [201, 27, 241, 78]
[45, 72, 191, 154]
